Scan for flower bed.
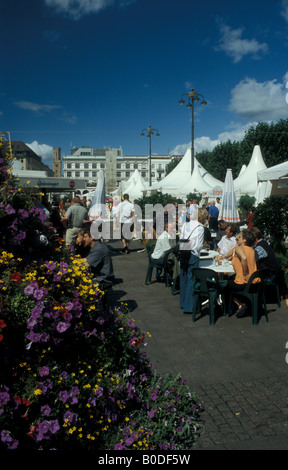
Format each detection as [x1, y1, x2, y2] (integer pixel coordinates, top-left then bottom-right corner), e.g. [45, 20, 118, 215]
[0, 137, 203, 450]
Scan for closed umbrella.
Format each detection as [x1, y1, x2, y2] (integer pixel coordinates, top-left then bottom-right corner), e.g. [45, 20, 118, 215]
[89, 170, 106, 220]
[218, 169, 240, 223]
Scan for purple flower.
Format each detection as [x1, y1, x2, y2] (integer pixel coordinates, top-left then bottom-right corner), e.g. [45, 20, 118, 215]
[41, 405, 51, 416]
[64, 410, 77, 424]
[33, 288, 45, 300]
[59, 390, 69, 402]
[24, 282, 38, 295]
[39, 420, 50, 434]
[18, 208, 28, 218]
[0, 430, 18, 449]
[39, 366, 49, 377]
[148, 409, 156, 418]
[5, 204, 15, 215]
[26, 331, 41, 342]
[49, 420, 60, 434]
[56, 321, 70, 333]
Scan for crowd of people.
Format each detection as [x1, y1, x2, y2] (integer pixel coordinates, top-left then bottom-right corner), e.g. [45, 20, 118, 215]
[34, 192, 278, 319]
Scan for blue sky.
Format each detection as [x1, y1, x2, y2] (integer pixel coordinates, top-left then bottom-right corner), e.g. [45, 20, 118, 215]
[1, 0, 288, 169]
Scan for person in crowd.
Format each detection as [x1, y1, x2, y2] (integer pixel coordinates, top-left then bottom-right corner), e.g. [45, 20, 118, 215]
[82, 228, 114, 285]
[81, 196, 88, 208]
[50, 202, 65, 238]
[185, 200, 191, 222]
[151, 221, 177, 281]
[74, 228, 90, 257]
[222, 229, 259, 318]
[250, 226, 277, 281]
[178, 208, 205, 314]
[117, 193, 135, 254]
[217, 223, 238, 258]
[187, 198, 199, 222]
[247, 206, 256, 229]
[214, 219, 227, 250]
[215, 197, 221, 212]
[61, 196, 88, 246]
[198, 209, 213, 250]
[208, 200, 219, 231]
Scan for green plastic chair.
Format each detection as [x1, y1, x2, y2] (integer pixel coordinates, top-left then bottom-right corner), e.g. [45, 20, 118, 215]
[192, 268, 226, 325]
[263, 257, 282, 308]
[144, 244, 169, 286]
[228, 269, 269, 325]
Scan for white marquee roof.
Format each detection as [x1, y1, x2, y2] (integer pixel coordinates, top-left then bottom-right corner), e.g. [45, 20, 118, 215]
[234, 145, 267, 195]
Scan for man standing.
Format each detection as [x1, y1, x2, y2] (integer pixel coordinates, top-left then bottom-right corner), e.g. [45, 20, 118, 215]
[208, 200, 219, 230]
[61, 196, 88, 246]
[82, 228, 114, 285]
[118, 194, 135, 254]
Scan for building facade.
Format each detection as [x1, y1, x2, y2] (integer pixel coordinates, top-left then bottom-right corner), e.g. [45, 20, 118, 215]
[63, 146, 176, 193]
[11, 141, 53, 176]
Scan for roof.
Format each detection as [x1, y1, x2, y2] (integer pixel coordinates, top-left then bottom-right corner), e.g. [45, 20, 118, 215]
[257, 161, 288, 181]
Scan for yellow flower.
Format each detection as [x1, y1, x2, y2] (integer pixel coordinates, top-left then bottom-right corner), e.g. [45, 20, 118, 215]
[34, 389, 42, 396]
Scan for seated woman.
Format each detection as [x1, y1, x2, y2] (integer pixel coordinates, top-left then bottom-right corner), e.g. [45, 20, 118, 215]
[223, 229, 260, 318]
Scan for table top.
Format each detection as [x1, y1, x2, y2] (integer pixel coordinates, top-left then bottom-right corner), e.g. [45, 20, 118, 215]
[199, 250, 219, 259]
[202, 261, 235, 274]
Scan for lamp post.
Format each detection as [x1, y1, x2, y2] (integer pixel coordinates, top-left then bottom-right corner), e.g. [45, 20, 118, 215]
[179, 88, 207, 175]
[140, 125, 160, 187]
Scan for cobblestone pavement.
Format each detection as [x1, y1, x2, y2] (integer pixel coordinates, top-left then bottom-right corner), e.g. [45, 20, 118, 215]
[107, 240, 288, 450]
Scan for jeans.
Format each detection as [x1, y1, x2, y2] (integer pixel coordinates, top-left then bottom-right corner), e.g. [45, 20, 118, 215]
[180, 253, 199, 313]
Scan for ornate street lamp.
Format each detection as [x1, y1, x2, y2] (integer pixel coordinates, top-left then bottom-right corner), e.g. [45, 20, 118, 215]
[140, 125, 160, 187]
[179, 88, 207, 174]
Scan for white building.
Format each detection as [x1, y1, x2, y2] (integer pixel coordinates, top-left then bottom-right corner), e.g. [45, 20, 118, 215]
[63, 146, 176, 193]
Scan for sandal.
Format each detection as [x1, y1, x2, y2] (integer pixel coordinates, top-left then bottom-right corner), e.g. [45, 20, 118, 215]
[236, 305, 247, 318]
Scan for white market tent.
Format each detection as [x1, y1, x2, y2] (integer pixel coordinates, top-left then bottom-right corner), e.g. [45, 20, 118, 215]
[257, 161, 288, 181]
[254, 160, 288, 204]
[112, 169, 149, 201]
[150, 149, 224, 198]
[234, 145, 267, 196]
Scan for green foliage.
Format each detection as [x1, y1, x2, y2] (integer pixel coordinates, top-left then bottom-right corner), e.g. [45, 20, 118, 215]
[164, 156, 182, 176]
[238, 194, 256, 217]
[252, 196, 288, 253]
[196, 120, 288, 181]
[134, 192, 183, 213]
[186, 192, 202, 203]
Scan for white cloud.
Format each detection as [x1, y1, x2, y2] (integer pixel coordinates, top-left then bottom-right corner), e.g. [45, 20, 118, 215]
[170, 122, 256, 156]
[281, 0, 288, 23]
[14, 100, 77, 124]
[14, 100, 62, 114]
[44, 0, 135, 20]
[26, 141, 54, 163]
[229, 76, 288, 121]
[215, 22, 268, 63]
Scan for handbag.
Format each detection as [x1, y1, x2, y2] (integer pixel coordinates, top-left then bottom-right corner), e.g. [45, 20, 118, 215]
[174, 224, 202, 261]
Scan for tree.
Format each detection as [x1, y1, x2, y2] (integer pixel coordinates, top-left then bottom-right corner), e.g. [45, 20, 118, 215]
[252, 196, 288, 254]
[165, 156, 182, 176]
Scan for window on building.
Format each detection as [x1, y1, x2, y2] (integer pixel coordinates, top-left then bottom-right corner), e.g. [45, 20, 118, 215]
[75, 171, 80, 177]
[75, 163, 80, 169]
[134, 163, 138, 169]
[117, 163, 121, 169]
[67, 163, 71, 169]
[92, 163, 96, 169]
[116, 171, 121, 177]
[84, 171, 89, 177]
[125, 163, 130, 169]
[141, 172, 146, 178]
[100, 163, 105, 169]
[84, 163, 89, 169]
[92, 171, 96, 177]
[125, 171, 130, 177]
[67, 171, 71, 177]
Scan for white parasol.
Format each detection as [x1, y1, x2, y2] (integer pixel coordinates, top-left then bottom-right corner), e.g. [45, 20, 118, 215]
[218, 169, 240, 223]
[88, 170, 106, 220]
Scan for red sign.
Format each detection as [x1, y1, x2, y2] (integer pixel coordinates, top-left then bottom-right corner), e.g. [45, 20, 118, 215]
[69, 180, 75, 188]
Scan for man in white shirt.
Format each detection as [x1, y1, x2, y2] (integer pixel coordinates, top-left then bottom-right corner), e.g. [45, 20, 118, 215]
[187, 198, 199, 221]
[179, 210, 205, 313]
[151, 222, 176, 280]
[117, 194, 135, 254]
[217, 223, 238, 257]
